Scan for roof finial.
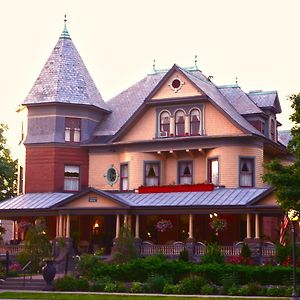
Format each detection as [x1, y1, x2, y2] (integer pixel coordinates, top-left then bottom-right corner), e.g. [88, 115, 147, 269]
[235, 76, 238, 85]
[61, 14, 71, 39]
[194, 55, 199, 70]
[153, 59, 156, 73]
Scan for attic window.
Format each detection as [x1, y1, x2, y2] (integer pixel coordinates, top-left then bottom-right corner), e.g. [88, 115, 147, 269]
[169, 77, 184, 92]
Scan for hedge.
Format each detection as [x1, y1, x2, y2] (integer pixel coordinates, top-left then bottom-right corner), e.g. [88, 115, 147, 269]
[78, 254, 297, 286]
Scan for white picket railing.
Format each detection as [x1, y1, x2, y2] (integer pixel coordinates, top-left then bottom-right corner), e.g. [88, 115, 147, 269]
[141, 242, 276, 258]
[141, 243, 185, 256]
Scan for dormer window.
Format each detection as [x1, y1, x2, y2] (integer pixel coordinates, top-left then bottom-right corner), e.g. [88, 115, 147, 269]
[65, 118, 81, 142]
[175, 110, 185, 136]
[160, 111, 170, 137]
[190, 109, 201, 135]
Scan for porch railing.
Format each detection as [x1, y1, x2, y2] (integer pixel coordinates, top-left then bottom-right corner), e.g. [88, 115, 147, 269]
[141, 243, 185, 256]
[141, 242, 276, 258]
[0, 245, 24, 255]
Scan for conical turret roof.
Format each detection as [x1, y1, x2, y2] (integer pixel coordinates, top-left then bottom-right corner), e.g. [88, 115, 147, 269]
[23, 23, 110, 112]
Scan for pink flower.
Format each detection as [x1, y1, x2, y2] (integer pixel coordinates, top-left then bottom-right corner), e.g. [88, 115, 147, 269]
[156, 219, 173, 233]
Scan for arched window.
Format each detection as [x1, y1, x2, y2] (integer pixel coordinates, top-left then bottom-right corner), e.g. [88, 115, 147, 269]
[160, 111, 170, 136]
[190, 109, 201, 135]
[270, 119, 276, 141]
[175, 110, 185, 136]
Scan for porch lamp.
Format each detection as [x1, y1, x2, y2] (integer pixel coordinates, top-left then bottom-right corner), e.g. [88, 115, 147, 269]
[288, 208, 300, 300]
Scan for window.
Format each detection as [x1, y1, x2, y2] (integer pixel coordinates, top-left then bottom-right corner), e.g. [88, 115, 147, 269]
[190, 109, 201, 135]
[270, 119, 276, 141]
[19, 166, 24, 194]
[64, 165, 80, 191]
[239, 158, 254, 187]
[175, 110, 185, 136]
[160, 111, 170, 136]
[120, 164, 129, 191]
[145, 162, 160, 186]
[178, 161, 193, 184]
[208, 158, 219, 185]
[65, 118, 81, 142]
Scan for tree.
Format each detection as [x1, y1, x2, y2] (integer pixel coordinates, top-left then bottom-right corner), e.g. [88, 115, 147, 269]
[263, 93, 300, 211]
[0, 123, 17, 200]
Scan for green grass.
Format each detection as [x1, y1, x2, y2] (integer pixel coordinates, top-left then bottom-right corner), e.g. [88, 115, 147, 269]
[0, 292, 288, 300]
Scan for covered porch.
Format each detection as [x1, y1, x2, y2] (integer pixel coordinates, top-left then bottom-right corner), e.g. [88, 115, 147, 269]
[0, 186, 283, 261]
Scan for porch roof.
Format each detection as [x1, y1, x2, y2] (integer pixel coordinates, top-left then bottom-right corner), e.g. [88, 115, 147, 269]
[113, 188, 273, 208]
[0, 193, 74, 210]
[0, 188, 275, 213]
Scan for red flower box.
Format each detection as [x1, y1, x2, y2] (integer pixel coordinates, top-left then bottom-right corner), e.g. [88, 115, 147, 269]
[138, 184, 214, 194]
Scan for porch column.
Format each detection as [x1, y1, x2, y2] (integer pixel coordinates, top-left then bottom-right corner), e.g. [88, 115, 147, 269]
[246, 214, 251, 238]
[255, 213, 260, 239]
[185, 114, 190, 135]
[124, 215, 128, 225]
[66, 215, 70, 238]
[56, 216, 59, 237]
[188, 214, 193, 239]
[135, 215, 140, 239]
[115, 214, 120, 238]
[170, 116, 175, 136]
[58, 215, 63, 237]
[128, 215, 132, 229]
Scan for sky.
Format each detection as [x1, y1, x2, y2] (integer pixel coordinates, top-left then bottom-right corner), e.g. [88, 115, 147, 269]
[0, 0, 299, 158]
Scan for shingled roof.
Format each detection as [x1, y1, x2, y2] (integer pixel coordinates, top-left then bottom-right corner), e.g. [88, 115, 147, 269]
[23, 24, 110, 112]
[218, 85, 263, 115]
[93, 65, 264, 140]
[247, 90, 281, 113]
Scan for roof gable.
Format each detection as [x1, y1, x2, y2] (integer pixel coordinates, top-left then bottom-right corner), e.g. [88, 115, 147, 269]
[23, 26, 110, 112]
[54, 188, 130, 208]
[149, 68, 204, 100]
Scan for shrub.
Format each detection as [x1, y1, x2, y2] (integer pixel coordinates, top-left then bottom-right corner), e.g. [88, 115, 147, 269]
[130, 282, 144, 293]
[112, 225, 137, 263]
[104, 281, 126, 293]
[201, 283, 215, 295]
[221, 273, 239, 293]
[241, 243, 251, 259]
[227, 284, 239, 296]
[179, 249, 189, 262]
[266, 286, 285, 297]
[54, 276, 89, 291]
[178, 275, 207, 294]
[145, 274, 170, 293]
[239, 285, 250, 296]
[15, 251, 31, 268]
[163, 283, 179, 294]
[276, 242, 291, 264]
[78, 254, 103, 279]
[201, 243, 224, 264]
[247, 281, 261, 296]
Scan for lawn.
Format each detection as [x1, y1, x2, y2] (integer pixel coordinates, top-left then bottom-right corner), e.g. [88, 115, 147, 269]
[0, 292, 287, 300]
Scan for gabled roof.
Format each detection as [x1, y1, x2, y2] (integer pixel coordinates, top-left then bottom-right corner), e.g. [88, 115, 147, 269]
[0, 188, 275, 212]
[218, 85, 263, 115]
[247, 90, 281, 113]
[22, 24, 110, 112]
[93, 64, 264, 142]
[93, 72, 165, 136]
[177, 66, 263, 136]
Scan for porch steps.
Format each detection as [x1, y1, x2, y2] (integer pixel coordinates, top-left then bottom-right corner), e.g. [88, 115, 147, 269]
[0, 277, 45, 290]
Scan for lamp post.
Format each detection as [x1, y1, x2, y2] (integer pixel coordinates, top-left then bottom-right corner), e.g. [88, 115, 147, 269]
[288, 209, 300, 300]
